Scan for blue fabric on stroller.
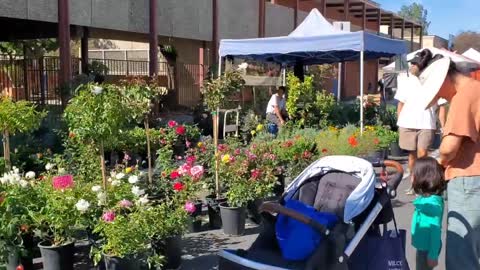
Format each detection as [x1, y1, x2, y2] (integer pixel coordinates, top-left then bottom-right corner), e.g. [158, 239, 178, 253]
[276, 199, 338, 261]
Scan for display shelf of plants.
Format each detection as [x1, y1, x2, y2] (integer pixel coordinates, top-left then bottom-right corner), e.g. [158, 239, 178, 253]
[0, 70, 401, 270]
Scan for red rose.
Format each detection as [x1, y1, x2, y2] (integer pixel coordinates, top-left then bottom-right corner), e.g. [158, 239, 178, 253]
[176, 125, 186, 135]
[173, 182, 185, 191]
[168, 120, 178, 128]
[16, 265, 24, 270]
[373, 138, 380, 145]
[170, 171, 180, 180]
[68, 132, 75, 139]
[348, 136, 358, 147]
[322, 148, 328, 154]
[302, 151, 312, 160]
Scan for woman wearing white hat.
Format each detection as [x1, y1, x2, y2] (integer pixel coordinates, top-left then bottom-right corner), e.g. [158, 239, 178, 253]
[395, 49, 447, 195]
[415, 49, 480, 270]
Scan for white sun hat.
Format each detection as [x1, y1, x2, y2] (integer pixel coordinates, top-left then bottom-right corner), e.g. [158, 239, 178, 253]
[417, 57, 451, 109]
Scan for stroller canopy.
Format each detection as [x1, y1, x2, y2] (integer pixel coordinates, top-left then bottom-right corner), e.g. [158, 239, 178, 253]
[285, 156, 376, 222]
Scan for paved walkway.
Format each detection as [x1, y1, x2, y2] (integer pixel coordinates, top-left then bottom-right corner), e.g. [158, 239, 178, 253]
[182, 169, 447, 270]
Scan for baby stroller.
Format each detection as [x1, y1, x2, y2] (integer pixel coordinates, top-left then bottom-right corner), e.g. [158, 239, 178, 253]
[218, 155, 404, 270]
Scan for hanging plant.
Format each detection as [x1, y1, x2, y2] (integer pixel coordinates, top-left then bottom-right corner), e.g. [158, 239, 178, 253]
[160, 45, 178, 62]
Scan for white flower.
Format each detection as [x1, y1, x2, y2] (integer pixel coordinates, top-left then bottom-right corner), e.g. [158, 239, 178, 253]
[137, 195, 150, 206]
[92, 86, 103, 95]
[128, 175, 139, 184]
[12, 167, 19, 174]
[91, 185, 102, 193]
[58, 168, 66, 174]
[97, 192, 107, 205]
[75, 199, 90, 213]
[111, 180, 121, 187]
[110, 171, 116, 178]
[237, 62, 248, 71]
[25, 171, 36, 179]
[19, 180, 29, 188]
[45, 163, 54, 171]
[115, 173, 125, 180]
[131, 186, 145, 197]
[0, 176, 7, 185]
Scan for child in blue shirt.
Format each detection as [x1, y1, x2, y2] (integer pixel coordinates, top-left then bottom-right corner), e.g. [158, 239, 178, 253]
[411, 157, 446, 270]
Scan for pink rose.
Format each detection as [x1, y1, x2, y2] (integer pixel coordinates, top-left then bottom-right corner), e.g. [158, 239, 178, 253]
[168, 120, 178, 128]
[186, 140, 192, 148]
[52, 175, 74, 190]
[178, 163, 192, 176]
[251, 169, 262, 180]
[190, 165, 204, 180]
[176, 125, 186, 136]
[118, 199, 133, 208]
[102, 211, 116, 223]
[184, 201, 196, 214]
[234, 148, 242, 155]
[186, 155, 197, 166]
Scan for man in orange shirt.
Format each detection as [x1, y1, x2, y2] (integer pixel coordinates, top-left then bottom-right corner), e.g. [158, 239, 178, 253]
[416, 49, 480, 270]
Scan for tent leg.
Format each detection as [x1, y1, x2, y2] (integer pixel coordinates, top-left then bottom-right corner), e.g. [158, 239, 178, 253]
[214, 56, 222, 198]
[337, 62, 342, 102]
[282, 67, 286, 86]
[360, 51, 364, 135]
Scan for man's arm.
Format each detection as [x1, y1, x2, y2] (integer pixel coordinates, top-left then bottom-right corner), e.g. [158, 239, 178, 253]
[438, 106, 447, 130]
[397, 101, 404, 119]
[274, 106, 285, 125]
[438, 134, 463, 167]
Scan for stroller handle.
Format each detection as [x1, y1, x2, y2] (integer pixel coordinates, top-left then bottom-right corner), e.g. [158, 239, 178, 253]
[379, 160, 404, 198]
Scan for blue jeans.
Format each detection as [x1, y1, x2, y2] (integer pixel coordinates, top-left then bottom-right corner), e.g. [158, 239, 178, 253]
[446, 176, 480, 270]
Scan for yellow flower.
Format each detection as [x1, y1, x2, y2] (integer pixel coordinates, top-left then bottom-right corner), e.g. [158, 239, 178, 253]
[197, 142, 204, 148]
[221, 154, 231, 164]
[256, 124, 264, 132]
[251, 130, 256, 135]
[125, 167, 133, 174]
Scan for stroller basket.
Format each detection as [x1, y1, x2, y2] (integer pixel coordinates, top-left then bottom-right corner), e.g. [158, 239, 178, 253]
[218, 156, 403, 270]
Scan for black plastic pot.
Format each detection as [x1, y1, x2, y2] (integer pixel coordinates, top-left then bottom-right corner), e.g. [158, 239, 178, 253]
[389, 142, 404, 157]
[104, 255, 141, 270]
[219, 203, 246, 236]
[206, 195, 226, 229]
[173, 142, 186, 158]
[164, 235, 182, 269]
[273, 174, 285, 197]
[38, 241, 75, 270]
[187, 219, 203, 233]
[192, 200, 204, 217]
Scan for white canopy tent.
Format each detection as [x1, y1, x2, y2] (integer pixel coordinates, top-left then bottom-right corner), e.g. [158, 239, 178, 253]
[218, 8, 408, 132]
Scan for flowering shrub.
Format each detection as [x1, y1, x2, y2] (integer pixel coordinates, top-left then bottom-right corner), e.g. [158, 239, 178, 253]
[0, 167, 42, 262]
[316, 125, 379, 158]
[218, 142, 279, 207]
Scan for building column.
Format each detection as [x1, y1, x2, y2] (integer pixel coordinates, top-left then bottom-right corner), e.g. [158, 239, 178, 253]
[419, 26, 424, 48]
[212, 0, 218, 63]
[258, 0, 265, 37]
[149, 0, 158, 76]
[401, 19, 405, 40]
[294, 0, 299, 28]
[344, 0, 349, 21]
[389, 15, 394, 38]
[81, 27, 89, 74]
[361, 3, 366, 30]
[320, 0, 326, 15]
[58, 0, 71, 87]
[411, 24, 414, 51]
[199, 42, 205, 87]
[377, 9, 381, 34]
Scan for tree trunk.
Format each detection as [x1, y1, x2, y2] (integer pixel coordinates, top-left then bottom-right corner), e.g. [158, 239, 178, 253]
[213, 111, 220, 199]
[3, 130, 11, 171]
[144, 118, 153, 185]
[99, 142, 107, 189]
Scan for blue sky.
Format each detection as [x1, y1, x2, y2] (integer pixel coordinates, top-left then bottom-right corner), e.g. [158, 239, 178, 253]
[376, 0, 480, 38]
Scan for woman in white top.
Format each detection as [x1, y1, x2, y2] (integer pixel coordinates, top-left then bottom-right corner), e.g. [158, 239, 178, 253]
[266, 86, 287, 130]
[395, 51, 447, 194]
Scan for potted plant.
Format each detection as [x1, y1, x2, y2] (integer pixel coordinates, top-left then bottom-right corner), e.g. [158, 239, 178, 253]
[201, 70, 245, 200]
[0, 97, 46, 170]
[120, 76, 169, 185]
[218, 145, 278, 235]
[32, 171, 93, 270]
[240, 110, 260, 144]
[64, 84, 130, 189]
[88, 61, 109, 84]
[0, 168, 39, 270]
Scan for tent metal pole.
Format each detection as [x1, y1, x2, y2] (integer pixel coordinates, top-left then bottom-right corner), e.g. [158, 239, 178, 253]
[360, 51, 364, 135]
[337, 63, 342, 102]
[282, 66, 286, 86]
[214, 55, 222, 198]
